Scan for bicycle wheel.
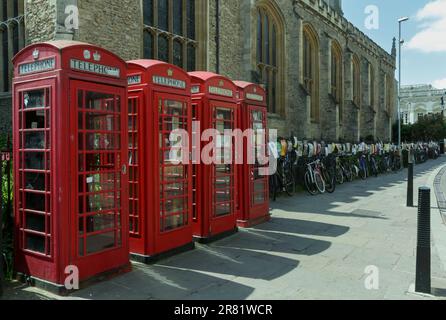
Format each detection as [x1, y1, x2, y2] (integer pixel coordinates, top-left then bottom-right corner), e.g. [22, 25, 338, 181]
[393, 158, 401, 172]
[269, 174, 278, 201]
[283, 165, 296, 196]
[344, 166, 353, 182]
[336, 167, 344, 185]
[351, 165, 359, 180]
[314, 172, 326, 194]
[323, 169, 336, 193]
[360, 168, 367, 180]
[381, 159, 387, 174]
[373, 164, 379, 177]
[304, 171, 319, 196]
[359, 163, 367, 180]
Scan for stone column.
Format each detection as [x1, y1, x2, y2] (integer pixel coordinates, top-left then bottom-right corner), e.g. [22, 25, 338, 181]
[344, 49, 358, 141]
[344, 51, 353, 102]
[78, 0, 142, 60]
[196, 0, 209, 70]
[284, 9, 304, 137]
[18, 0, 25, 50]
[0, 4, 5, 92]
[7, 1, 14, 88]
[320, 32, 337, 141]
[360, 57, 371, 140]
[55, 0, 78, 41]
[240, 0, 252, 82]
[377, 70, 386, 141]
[25, 0, 57, 44]
[295, 13, 311, 139]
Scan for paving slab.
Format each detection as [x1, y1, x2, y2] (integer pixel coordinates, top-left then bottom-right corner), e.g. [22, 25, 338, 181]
[3, 157, 446, 300]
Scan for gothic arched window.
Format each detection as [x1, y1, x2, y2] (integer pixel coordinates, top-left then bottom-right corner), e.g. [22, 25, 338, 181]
[303, 24, 320, 121]
[256, 4, 284, 114]
[0, 0, 24, 92]
[143, 0, 197, 71]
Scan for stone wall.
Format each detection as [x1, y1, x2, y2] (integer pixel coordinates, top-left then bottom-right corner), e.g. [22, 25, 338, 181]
[206, 0, 397, 142]
[0, 93, 12, 134]
[25, 0, 141, 61]
[208, 0, 243, 81]
[77, 0, 141, 61]
[20, 0, 398, 142]
[25, 0, 57, 44]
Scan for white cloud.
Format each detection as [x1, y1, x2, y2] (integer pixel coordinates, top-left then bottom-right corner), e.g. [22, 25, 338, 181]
[407, 0, 446, 53]
[432, 78, 446, 89]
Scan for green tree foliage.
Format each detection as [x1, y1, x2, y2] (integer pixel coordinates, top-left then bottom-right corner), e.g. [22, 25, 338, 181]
[0, 132, 13, 280]
[393, 113, 446, 142]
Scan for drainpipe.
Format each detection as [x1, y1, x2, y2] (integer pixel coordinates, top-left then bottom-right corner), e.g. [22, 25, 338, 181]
[215, 0, 220, 74]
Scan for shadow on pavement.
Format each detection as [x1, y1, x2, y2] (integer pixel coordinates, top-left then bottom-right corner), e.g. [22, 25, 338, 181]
[213, 229, 332, 256]
[71, 265, 255, 300]
[432, 287, 446, 298]
[2, 282, 53, 300]
[252, 217, 350, 237]
[158, 244, 300, 281]
[271, 158, 446, 219]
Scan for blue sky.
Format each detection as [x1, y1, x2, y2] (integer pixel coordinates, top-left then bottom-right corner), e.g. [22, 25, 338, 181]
[343, 0, 446, 88]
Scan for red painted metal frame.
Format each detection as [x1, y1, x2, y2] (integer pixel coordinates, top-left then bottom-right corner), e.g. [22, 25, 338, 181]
[12, 41, 130, 287]
[127, 60, 193, 260]
[189, 72, 239, 241]
[234, 81, 270, 228]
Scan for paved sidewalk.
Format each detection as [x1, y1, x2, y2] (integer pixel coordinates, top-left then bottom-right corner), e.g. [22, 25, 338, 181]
[4, 157, 446, 300]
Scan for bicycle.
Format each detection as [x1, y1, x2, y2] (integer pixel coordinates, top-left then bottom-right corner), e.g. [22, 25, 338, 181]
[334, 155, 345, 185]
[269, 152, 296, 201]
[304, 159, 326, 195]
[339, 154, 354, 182]
[320, 155, 336, 193]
[368, 154, 379, 178]
[358, 153, 368, 180]
[391, 151, 402, 172]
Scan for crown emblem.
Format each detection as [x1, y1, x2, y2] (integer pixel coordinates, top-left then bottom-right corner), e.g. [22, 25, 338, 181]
[167, 68, 173, 77]
[32, 49, 39, 60]
[219, 80, 224, 87]
[83, 50, 91, 59]
[93, 51, 101, 61]
[253, 87, 257, 93]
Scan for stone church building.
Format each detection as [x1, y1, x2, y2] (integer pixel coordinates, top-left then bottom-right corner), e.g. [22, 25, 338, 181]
[0, 0, 397, 142]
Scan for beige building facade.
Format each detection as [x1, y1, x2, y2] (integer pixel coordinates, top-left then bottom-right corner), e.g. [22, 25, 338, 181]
[400, 84, 446, 125]
[0, 0, 397, 142]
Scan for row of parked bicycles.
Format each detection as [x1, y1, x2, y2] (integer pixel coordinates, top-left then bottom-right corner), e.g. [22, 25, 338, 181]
[269, 140, 442, 201]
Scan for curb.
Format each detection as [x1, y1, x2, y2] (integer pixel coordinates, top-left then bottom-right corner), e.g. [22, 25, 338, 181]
[427, 158, 446, 275]
[434, 166, 446, 224]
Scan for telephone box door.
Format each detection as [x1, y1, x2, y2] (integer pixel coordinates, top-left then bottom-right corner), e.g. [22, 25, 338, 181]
[155, 93, 192, 253]
[209, 101, 237, 236]
[14, 80, 55, 262]
[247, 105, 269, 220]
[70, 80, 128, 280]
[128, 91, 145, 250]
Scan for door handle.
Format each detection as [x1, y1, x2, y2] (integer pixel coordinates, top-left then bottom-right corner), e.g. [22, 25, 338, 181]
[122, 164, 127, 175]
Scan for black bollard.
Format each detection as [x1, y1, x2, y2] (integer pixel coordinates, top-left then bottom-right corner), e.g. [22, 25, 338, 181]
[407, 150, 414, 207]
[415, 187, 431, 295]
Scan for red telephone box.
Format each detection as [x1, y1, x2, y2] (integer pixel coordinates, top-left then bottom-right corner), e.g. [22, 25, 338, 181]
[189, 72, 239, 242]
[12, 41, 130, 292]
[234, 81, 270, 228]
[126, 60, 194, 262]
